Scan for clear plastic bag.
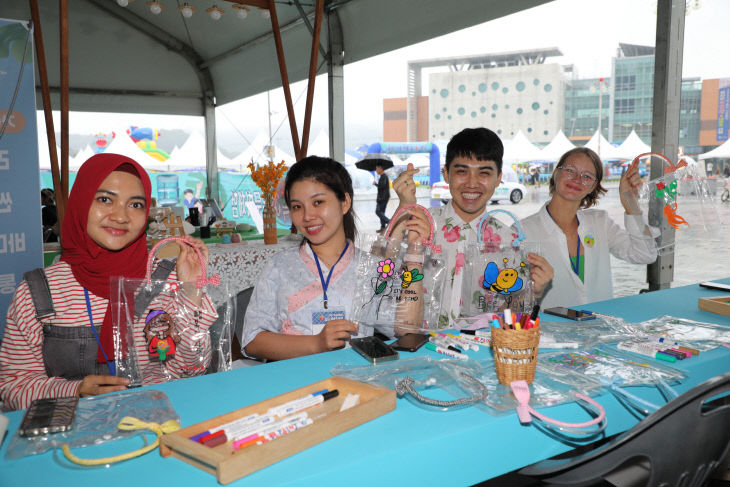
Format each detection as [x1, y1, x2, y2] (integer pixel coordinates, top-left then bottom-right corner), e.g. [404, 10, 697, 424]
[5, 390, 178, 460]
[112, 237, 232, 387]
[461, 210, 538, 319]
[633, 315, 730, 351]
[351, 205, 446, 336]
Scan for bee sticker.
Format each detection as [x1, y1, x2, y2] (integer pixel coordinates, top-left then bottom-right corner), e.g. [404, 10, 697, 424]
[482, 258, 525, 295]
[401, 268, 424, 289]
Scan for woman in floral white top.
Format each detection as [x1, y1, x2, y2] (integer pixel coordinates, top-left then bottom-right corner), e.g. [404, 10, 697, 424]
[391, 128, 553, 326]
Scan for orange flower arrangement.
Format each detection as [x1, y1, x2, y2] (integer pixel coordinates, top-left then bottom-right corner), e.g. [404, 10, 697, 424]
[248, 160, 287, 206]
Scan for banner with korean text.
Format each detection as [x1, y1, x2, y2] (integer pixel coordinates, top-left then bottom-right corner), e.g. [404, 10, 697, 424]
[0, 19, 42, 343]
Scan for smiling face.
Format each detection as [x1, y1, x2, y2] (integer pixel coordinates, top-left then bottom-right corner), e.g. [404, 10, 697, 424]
[443, 156, 501, 222]
[288, 179, 351, 247]
[553, 152, 597, 204]
[86, 171, 147, 251]
[497, 268, 518, 289]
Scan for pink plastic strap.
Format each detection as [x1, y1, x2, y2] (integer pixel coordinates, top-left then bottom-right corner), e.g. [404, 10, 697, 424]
[511, 380, 606, 428]
[146, 236, 220, 288]
[632, 152, 688, 175]
[384, 204, 442, 253]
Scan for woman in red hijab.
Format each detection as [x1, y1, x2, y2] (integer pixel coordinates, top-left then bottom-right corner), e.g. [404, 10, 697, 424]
[0, 154, 217, 410]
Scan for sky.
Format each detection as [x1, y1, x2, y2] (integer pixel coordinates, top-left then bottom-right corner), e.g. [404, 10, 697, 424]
[40, 0, 730, 156]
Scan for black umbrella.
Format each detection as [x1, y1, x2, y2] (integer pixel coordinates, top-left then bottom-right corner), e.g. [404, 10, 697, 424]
[355, 153, 394, 172]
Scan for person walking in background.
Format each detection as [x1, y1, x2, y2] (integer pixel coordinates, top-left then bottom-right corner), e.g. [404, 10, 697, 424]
[374, 162, 391, 233]
[41, 188, 58, 242]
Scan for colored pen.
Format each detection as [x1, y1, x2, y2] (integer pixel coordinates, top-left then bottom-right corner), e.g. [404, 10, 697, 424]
[460, 329, 491, 338]
[530, 305, 540, 321]
[267, 389, 332, 418]
[430, 336, 462, 353]
[491, 318, 501, 329]
[659, 349, 685, 360]
[678, 345, 700, 356]
[232, 413, 311, 449]
[425, 342, 468, 360]
[190, 412, 262, 442]
[445, 333, 479, 351]
[534, 317, 540, 328]
[504, 309, 513, 328]
[669, 347, 691, 359]
[459, 332, 490, 345]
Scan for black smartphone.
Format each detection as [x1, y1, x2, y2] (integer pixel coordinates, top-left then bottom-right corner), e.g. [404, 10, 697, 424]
[350, 336, 399, 364]
[699, 281, 730, 292]
[18, 396, 78, 437]
[390, 333, 429, 352]
[543, 307, 596, 321]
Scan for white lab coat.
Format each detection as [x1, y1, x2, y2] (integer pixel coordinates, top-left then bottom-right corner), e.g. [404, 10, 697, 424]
[520, 203, 657, 308]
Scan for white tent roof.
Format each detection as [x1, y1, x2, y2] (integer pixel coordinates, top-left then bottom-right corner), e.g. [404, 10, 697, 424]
[539, 130, 575, 162]
[70, 145, 95, 171]
[403, 154, 431, 168]
[162, 131, 207, 171]
[615, 130, 651, 160]
[699, 138, 730, 160]
[307, 130, 331, 159]
[584, 130, 626, 161]
[503, 130, 543, 164]
[103, 129, 169, 171]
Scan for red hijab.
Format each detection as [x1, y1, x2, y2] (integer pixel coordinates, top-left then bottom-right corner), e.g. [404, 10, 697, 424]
[61, 153, 151, 364]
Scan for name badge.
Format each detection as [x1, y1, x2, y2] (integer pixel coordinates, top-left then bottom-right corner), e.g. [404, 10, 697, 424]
[312, 307, 346, 335]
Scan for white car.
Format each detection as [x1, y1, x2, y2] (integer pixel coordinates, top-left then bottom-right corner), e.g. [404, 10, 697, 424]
[430, 180, 527, 204]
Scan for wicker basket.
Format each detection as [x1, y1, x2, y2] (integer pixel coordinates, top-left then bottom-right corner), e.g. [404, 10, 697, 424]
[491, 326, 540, 385]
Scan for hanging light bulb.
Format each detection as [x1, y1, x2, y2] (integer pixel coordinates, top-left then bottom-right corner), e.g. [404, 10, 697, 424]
[260, 8, 270, 19]
[178, 2, 195, 18]
[232, 4, 249, 19]
[207, 5, 224, 20]
[147, 0, 163, 14]
[116, 0, 131, 7]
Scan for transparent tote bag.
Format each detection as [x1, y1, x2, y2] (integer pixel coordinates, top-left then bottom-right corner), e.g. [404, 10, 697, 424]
[112, 237, 232, 387]
[351, 204, 446, 336]
[460, 209, 538, 320]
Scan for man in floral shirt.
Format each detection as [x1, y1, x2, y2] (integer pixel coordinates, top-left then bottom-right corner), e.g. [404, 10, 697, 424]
[391, 128, 553, 326]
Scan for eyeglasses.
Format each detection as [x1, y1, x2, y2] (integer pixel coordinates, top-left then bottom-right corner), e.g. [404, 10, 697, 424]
[558, 165, 597, 186]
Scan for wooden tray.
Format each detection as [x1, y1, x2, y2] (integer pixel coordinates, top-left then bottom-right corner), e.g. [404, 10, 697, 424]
[160, 376, 396, 484]
[698, 295, 730, 317]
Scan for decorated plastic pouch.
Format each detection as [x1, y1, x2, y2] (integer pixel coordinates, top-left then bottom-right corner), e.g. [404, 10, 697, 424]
[112, 237, 232, 387]
[631, 152, 721, 256]
[5, 390, 179, 462]
[350, 204, 446, 336]
[461, 209, 538, 319]
[633, 315, 730, 352]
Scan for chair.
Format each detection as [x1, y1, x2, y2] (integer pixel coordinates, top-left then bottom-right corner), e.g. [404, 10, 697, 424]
[519, 372, 730, 486]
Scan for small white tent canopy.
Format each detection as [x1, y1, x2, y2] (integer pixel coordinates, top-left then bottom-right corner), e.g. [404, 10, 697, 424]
[539, 130, 575, 162]
[307, 130, 331, 159]
[230, 132, 271, 169]
[615, 130, 651, 160]
[163, 131, 207, 171]
[698, 138, 730, 160]
[584, 130, 626, 161]
[70, 145, 95, 171]
[403, 154, 431, 168]
[503, 130, 543, 165]
[103, 129, 168, 171]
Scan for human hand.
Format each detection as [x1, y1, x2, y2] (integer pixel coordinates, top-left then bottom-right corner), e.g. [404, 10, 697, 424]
[619, 159, 642, 214]
[527, 252, 553, 297]
[176, 236, 209, 282]
[317, 319, 358, 352]
[403, 208, 430, 244]
[392, 163, 419, 206]
[77, 375, 130, 397]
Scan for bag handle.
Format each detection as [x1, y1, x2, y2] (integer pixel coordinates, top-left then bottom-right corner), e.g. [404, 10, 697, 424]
[511, 380, 606, 431]
[476, 209, 526, 247]
[631, 152, 688, 175]
[384, 204, 441, 253]
[146, 237, 220, 288]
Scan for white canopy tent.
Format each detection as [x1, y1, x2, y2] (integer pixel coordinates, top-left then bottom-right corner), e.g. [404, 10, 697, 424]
[70, 145, 95, 171]
[698, 138, 730, 160]
[103, 129, 169, 171]
[502, 130, 543, 165]
[539, 130, 575, 162]
[615, 130, 651, 160]
[584, 130, 626, 161]
[162, 131, 207, 171]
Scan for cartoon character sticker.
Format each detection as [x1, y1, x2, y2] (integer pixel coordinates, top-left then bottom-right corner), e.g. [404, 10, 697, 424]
[401, 268, 424, 289]
[144, 309, 180, 363]
[482, 258, 525, 295]
[584, 235, 595, 247]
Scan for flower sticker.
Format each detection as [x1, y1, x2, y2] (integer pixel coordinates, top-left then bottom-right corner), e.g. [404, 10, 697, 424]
[377, 259, 394, 278]
[584, 235, 595, 247]
[168, 282, 180, 293]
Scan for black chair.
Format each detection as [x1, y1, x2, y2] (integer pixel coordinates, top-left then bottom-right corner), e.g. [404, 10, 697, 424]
[519, 372, 730, 486]
[231, 287, 254, 362]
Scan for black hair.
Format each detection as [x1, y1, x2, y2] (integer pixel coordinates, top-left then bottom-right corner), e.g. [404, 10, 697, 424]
[444, 127, 503, 173]
[184, 189, 193, 195]
[549, 147, 607, 209]
[284, 156, 356, 242]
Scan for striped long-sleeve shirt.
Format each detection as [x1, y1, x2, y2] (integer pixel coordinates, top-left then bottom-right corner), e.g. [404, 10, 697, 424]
[0, 261, 218, 410]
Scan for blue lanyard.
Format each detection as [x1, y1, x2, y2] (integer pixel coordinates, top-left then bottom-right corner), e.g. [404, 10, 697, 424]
[84, 289, 115, 376]
[310, 241, 349, 309]
[546, 205, 582, 278]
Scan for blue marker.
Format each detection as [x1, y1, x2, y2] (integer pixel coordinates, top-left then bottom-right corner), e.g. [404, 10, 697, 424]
[491, 318, 500, 329]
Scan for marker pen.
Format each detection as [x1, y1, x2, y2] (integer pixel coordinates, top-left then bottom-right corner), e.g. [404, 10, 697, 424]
[678, 345, 700, 356]
[232, 413, 311, 449]
[504, 309, 513, 328]
[430, 336, 462, 353]
[617, 340, 661, 358]
[446, 333, 479, 351]
[267, 389, 332, 418]
[491, 318, 501, 329]
[460, 333, 490, 345]
[669, 348, 691, 359]
[655, 351, 678, 363]
[659, 349, 685, 360]
[460, 329, 491, 338]
[530, 304, 540, 321]
[425, 342, 468, 360]
[190, 412, 262, 442]
[436, 332, 466, 350]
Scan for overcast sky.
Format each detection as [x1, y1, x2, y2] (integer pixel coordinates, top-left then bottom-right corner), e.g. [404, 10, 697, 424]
[45, 0, 730, 154]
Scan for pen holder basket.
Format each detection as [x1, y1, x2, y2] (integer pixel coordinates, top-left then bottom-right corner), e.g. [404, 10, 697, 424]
[492, 327, 540, 385]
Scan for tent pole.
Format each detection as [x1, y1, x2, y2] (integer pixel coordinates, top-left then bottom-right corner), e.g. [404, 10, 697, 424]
[29, 0, 65, 222]
[268, 0, 301, 160]
[299, 0, 324, 158]
[327, 9, 345, 162]
[59, 0, 69, 207]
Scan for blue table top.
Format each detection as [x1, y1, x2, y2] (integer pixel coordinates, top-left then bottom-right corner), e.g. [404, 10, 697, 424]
[2, 279, 730, 486]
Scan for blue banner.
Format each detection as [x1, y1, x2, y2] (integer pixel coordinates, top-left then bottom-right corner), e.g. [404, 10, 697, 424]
[0, 20, 42, 342]
[718, 86, 730, 142]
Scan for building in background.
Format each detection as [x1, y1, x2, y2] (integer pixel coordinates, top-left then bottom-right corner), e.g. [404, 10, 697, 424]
[564, 77, 611, 143]
[699, 78, 730, 147]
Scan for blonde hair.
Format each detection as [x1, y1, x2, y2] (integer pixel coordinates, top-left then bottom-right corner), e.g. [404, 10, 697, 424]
[549, 147, 607, 209]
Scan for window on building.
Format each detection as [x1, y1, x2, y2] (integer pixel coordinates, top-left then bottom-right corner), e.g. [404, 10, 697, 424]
[616, 99, 635, 114]
[616, 75, 636, 91]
